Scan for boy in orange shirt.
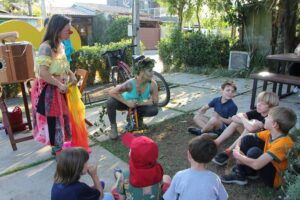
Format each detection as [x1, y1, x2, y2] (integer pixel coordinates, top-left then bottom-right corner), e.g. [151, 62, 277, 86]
[221, 106, 297, 188]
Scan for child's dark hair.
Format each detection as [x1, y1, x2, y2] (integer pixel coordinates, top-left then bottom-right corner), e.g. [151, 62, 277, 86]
[268, 106, 297, 134]
[54, 147, 89, 185]
[221, 80, 237, 92]
[188, 135, 217, 163]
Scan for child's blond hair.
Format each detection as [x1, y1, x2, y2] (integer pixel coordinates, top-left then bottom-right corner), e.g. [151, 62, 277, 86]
[257, 91, 279, 108]
[269, 106, 297, 134]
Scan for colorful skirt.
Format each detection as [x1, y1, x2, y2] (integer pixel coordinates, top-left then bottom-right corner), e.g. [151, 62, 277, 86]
[31, 79, 72, 150]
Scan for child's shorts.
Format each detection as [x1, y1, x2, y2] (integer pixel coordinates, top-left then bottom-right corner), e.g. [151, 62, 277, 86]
[214, 123, 227, 135]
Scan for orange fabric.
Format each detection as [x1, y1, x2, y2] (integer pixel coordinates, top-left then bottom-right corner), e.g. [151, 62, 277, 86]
[66, 85, 89, 151]
[257, 130, 294, 188]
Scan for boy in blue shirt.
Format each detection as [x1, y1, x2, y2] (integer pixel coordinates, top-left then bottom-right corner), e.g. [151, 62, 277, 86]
[163, 135, 228, 200]
[188, 80, 238, 136]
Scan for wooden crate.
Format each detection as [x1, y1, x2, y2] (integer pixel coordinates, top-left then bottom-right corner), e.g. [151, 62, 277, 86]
[0, 42, 35, 84]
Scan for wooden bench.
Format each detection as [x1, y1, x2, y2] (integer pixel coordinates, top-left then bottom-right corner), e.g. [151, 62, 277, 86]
[250, 72, 300, 109]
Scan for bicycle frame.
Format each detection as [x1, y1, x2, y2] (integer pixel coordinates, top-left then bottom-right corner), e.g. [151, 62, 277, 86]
[116, 60, 132, 78]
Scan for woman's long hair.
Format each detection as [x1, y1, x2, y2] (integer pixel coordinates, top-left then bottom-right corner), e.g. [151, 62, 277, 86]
[42, 14, 70, 52]
[54, 147, 89, 185]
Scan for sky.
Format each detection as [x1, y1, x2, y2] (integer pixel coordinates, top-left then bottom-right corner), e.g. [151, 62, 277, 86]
[51, 0, 107, 7]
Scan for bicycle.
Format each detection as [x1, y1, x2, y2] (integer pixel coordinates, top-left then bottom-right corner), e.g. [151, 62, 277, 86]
[102, 46, 170, 107]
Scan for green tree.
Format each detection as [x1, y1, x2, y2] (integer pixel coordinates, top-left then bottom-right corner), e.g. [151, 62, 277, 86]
[103, 17, 131, 44]
[92, 13, 112, 44]
[156, 0, 193, 29]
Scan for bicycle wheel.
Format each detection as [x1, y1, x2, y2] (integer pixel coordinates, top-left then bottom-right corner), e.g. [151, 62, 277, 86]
[153, 71, 170, 107]
[111, 67, 130, 86]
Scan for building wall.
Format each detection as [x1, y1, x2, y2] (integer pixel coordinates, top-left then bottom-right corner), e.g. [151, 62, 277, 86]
[140, 27, 160, 50]
[244, 4, 272, 56]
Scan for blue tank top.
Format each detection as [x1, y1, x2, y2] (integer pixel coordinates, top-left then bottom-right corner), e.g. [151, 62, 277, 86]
[122, 79, 151, 101]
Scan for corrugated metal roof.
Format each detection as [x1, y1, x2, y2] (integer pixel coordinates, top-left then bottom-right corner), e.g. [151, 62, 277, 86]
[47, 3, 160, 22]
[74, 3, 132, 15]
[49, 6, 94, 16]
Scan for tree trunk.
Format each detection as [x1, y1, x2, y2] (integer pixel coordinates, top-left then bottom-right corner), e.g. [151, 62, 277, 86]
[27, 0, 32, 16]
[196, 3, 201, 31]
[177, 5, 184, 30]
[274, 0, 298, 54]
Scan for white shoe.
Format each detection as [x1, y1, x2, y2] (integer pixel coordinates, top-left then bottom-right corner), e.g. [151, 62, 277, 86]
[293, 87, 299, 93]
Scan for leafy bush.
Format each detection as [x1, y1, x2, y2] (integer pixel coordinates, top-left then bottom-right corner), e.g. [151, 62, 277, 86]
[283, 128, 300, 200]
[2, 84, 21, 98]
[103, 17, 131, 44]
[158, 29, 230, 71]
[92, 13, 112, 44]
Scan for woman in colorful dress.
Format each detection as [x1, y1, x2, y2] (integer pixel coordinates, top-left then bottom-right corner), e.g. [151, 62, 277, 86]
[31, 14, 77, 155]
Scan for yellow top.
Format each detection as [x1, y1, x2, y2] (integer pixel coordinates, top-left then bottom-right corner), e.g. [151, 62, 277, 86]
[34, 42, 70, 76]
[35, 55, 70, 75]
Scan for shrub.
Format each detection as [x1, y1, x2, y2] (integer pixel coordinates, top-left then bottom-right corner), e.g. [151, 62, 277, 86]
[283, 128, 300, 200]
[103, 17, 131, 44]
[158, 29, 230, 71]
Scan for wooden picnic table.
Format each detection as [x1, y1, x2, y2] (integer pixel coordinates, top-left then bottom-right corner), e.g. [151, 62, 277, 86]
[266, 53, 300, 97]
[249, 53, 300, 109]
[267, 53, 300, 72]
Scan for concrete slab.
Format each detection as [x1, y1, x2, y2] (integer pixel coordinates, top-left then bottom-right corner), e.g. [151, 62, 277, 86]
[166, 86, 218, 112]
[163, 72, 216, 85]
[0, 130, 98, 174]
[189, 77, 264, 95]
[0, 145, 128, 200]
[144, 106, 183, 125]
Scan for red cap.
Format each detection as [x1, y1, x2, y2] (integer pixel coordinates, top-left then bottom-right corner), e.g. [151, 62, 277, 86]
[121, 133, 163, 187]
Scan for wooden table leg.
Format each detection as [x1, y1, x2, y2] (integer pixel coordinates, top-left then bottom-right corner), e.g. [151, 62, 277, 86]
[250, 79, 258, 109]
[0, 98, 17, 150]
[20, 82, 32, 130]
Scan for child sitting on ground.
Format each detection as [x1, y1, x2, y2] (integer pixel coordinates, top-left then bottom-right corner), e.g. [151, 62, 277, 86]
[111, 135, 170, 200]
[212, 91, 279, 166]
[188, 80, 237, 136]
[163, 135, 228, 200]
[51, 147, 114, 200]
[221, 106, 297, 188]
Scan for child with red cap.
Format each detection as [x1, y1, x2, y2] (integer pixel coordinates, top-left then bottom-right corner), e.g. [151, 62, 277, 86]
[111, 135, 170, 199]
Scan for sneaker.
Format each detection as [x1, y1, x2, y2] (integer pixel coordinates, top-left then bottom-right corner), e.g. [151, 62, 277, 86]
[212, 152, 229, 166]
[231, 166, 259, 180]
[109, 124, 118, 140]
[187, 127, 202, 136]
[221, 171, 248, 186]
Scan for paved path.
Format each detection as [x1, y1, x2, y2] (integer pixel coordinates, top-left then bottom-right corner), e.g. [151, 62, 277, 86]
[1, 72, 299, 200]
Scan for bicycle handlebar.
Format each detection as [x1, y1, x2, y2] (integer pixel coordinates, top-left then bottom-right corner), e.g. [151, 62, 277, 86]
[101, 45, 137, 57]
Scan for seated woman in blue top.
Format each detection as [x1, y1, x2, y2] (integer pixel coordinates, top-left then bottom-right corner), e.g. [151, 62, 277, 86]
[106, 57, 159, 139]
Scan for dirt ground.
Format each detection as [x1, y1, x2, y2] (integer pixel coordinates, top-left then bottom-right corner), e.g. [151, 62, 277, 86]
[100, 113, 282, 200]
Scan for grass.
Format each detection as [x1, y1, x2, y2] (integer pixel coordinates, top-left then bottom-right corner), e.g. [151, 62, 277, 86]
[99, 113, 283, 200]
[0, 157, 55, 177]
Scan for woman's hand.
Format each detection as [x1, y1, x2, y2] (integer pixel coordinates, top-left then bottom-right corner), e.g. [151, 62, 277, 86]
[69, 73, 77, 85]
[58, 83, 68, 93]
